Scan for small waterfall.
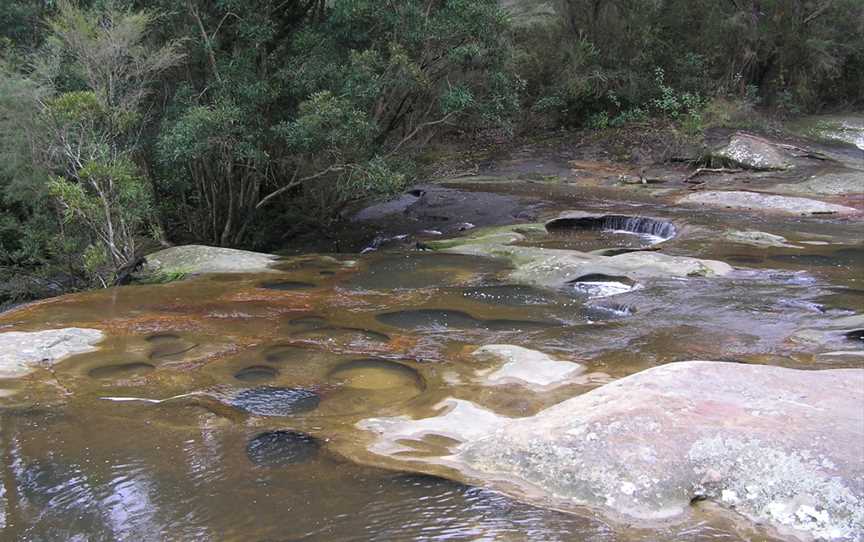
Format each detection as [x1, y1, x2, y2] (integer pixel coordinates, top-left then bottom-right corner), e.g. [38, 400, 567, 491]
[361, 234, 409, 254]
[546, 215, 677, 241]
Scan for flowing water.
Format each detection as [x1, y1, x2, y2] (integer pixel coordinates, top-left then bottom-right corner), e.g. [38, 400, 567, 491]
[0, 190, 862, 541]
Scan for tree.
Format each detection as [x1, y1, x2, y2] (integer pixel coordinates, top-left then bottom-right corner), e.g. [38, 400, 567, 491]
[31, 0, 183, 284]
[156, 0, 520, 247]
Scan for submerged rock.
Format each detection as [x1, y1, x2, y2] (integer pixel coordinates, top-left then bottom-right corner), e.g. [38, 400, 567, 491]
[376, 309, 554, 332]
[0, 328, 104, 378]
[358, 362, 864, 541]
[724, 230, 799, 249]
[230, 386, 320, 417]
[137, 245, 280, 279]
[713, 133, 790, 170]
[680, 191, 858, 216]
[427, 224, 731, 290]
[328, 359, 423, 391]
[473, 345, 585, 390]
[246, 430, 321, 466]
[88, 362, 155, 380]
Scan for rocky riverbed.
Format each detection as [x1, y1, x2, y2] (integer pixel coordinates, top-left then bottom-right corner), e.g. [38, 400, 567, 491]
[0, 121, 862, 541]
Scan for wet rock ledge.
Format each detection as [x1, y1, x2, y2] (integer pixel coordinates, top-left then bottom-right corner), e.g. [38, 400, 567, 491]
[359, 360, 864, 541]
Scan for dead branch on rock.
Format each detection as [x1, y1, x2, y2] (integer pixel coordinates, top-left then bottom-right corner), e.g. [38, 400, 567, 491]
[685, 167, 743, 182]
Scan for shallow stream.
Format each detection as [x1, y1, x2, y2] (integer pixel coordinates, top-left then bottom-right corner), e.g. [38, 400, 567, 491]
[0, 188, 862, 541]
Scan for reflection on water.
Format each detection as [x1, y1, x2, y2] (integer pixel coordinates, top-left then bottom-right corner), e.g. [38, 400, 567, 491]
[0, 225, 860, 541]
[0, 406, 757, 541]
[246, 430, 321, 466]
[229, 387, 321, 417]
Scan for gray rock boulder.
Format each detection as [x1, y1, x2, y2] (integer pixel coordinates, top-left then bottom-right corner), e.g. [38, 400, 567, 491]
[714, 133, 790, 170]
[137, 245, 280, 280]
[359, 361, 864, 541]
[0, 328, 104, 378]
[680, 191, 858, 216]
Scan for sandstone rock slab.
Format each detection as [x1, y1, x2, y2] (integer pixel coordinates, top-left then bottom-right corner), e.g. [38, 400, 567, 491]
[359, 361, 864, 541]
[680, 191, 858, 216]
[137, 245, 280, 279]
[0, 328, 104, 378]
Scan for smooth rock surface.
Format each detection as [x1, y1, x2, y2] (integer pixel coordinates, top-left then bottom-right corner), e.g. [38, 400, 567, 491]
[429, 225, 732, 290]
[819, 117, 864, 151]
[772, 171, 863, 196]
[790, 313, 864, 349]
[473, 345, 585, 390]
[0, 328, 104, 378]
[715, 133, 790, 170]
[359, 362, 864, 541]
[680, 191, 858, 216]
[724, 230, 799, 249]
[138, 245, 280, 278]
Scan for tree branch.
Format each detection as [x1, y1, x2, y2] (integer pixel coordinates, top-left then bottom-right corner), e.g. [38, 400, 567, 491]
[255, 165, 341, 210]
[386, 111, 457, 157]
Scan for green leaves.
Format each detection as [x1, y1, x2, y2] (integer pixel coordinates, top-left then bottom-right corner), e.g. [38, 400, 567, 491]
[441, 86, 476, 115]
[339, 155, 409, 198]
[276, 91, 375, 159]
[45, 91, 102, 123]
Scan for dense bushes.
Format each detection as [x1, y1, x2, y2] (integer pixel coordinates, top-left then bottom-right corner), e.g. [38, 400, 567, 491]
[518, 0, 864, 127]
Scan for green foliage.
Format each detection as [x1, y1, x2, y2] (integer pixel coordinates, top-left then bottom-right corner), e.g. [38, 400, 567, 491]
[339, 156, 410, 199]
[154, 0, 519, 248]
[136, 269, 188, 285]
[277, 91, 375, 159]
[521, 0, 864, 128]
[45, 90, 103, 122]
[0, 1, 183, 291]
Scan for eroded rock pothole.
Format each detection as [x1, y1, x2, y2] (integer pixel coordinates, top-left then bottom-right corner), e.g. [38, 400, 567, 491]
[88, 362, 156, 380]
[328, 359, 424, 392]
[229, 387, 320, 417]
[234, 365, 280, 382]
